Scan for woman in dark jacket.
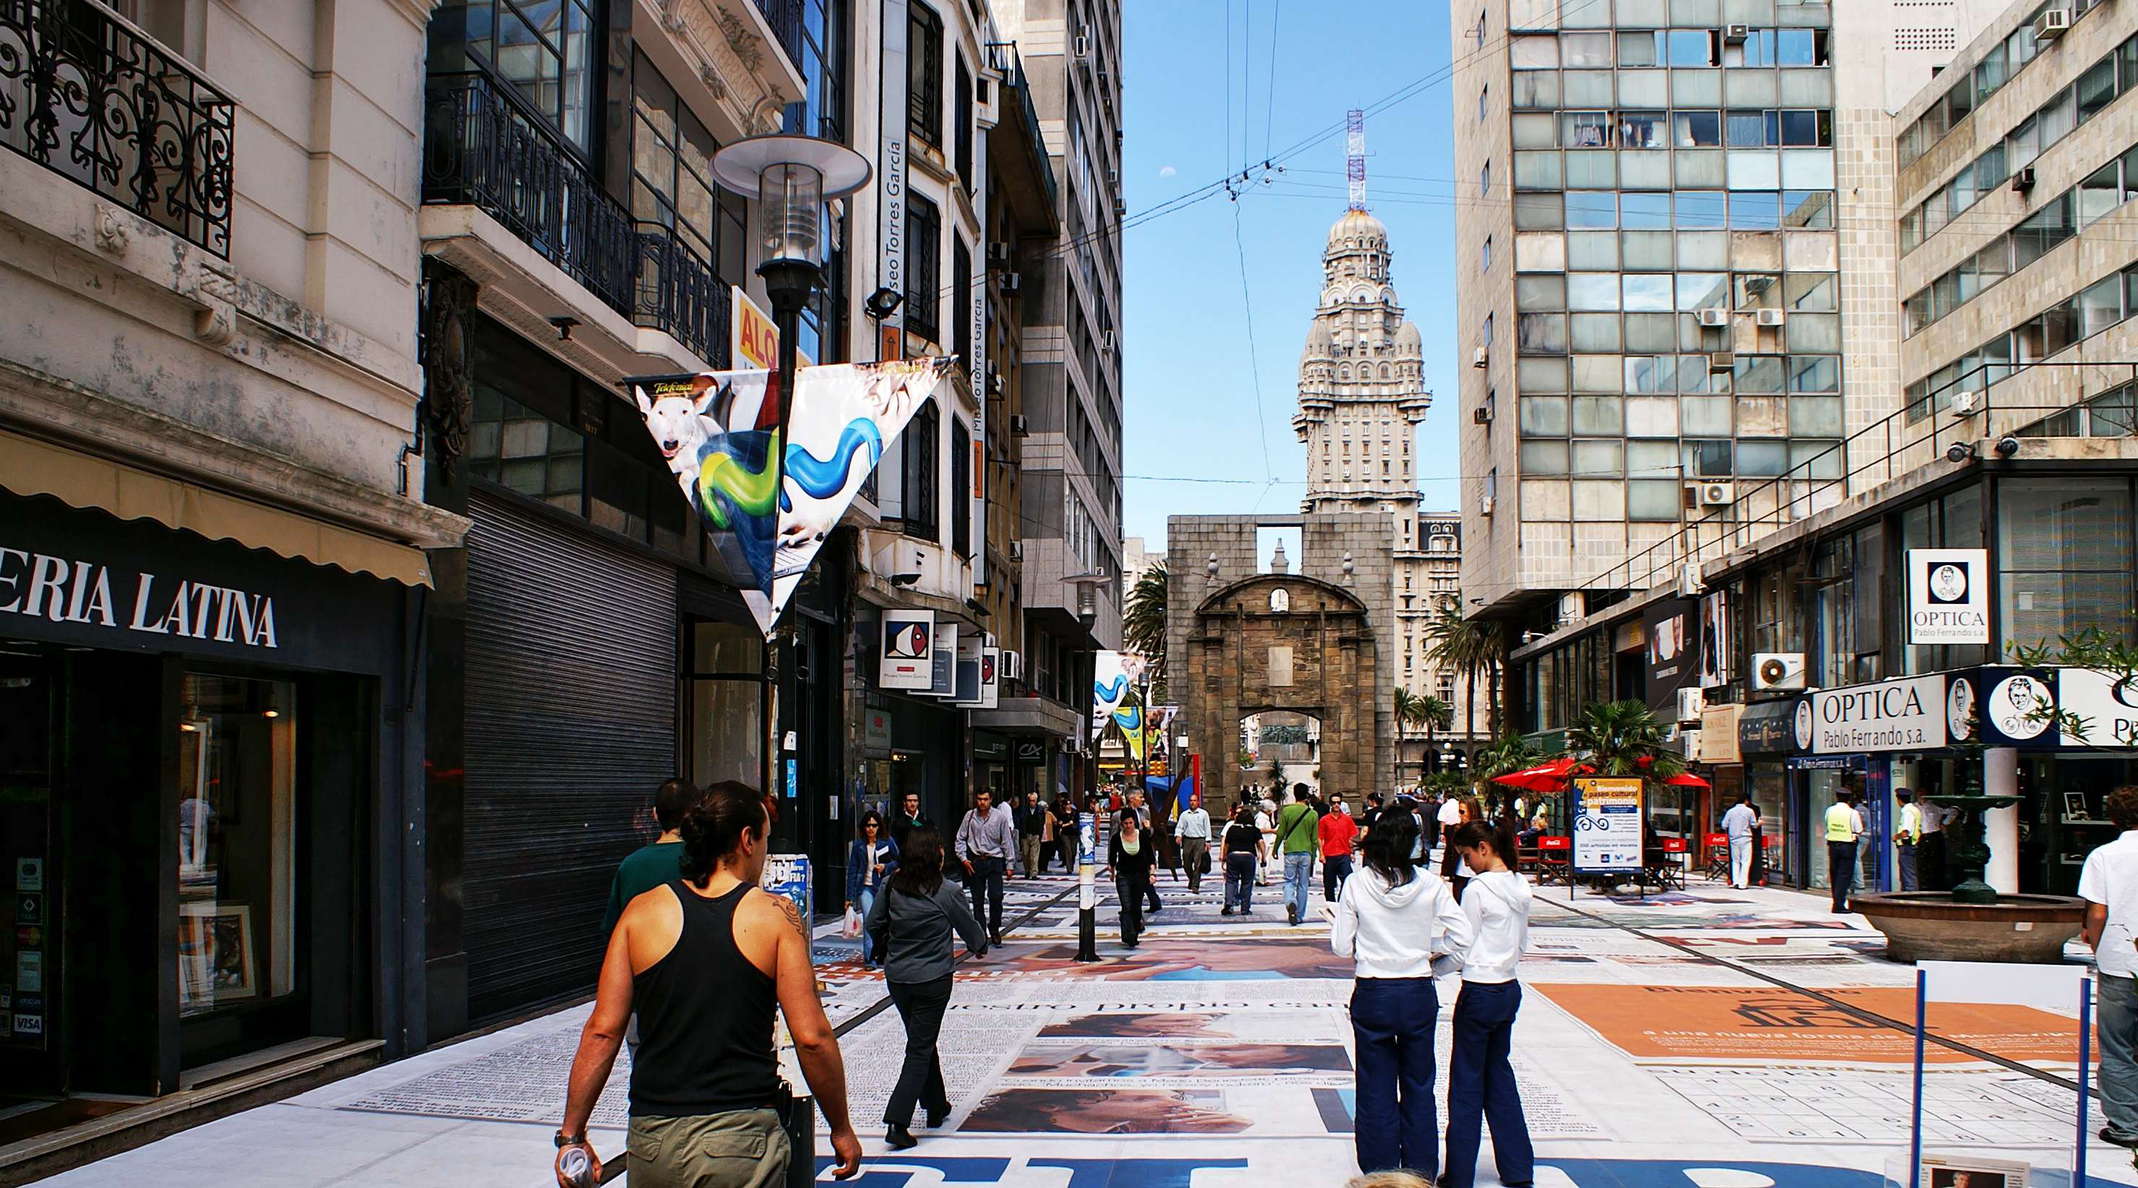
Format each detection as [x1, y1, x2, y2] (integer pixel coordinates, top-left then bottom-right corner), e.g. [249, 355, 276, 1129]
[864, 828, 988, 1150]
[845, 810, 899, 966]
[1106, 813, 1158, 948]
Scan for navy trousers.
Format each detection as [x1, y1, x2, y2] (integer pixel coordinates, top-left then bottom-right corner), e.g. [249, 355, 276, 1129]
[1350, 976, 1440, 1176]
[1443, 980, 1535, 1188]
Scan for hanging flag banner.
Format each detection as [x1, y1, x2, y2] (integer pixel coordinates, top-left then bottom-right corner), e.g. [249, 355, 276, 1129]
[629, 359, 952, 636]
[1112, 704, 1145, 760]
[1091, 650, 1129, 732]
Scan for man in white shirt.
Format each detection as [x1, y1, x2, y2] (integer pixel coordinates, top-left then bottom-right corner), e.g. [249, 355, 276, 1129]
[1436, 793, 1464, 862]
[1894, 790, 1924, 891]
[1721, 794, 1758, 889]
[2081, 785, 2138, 1148]
[1255, 793, 1277, 885]
[1175, 794, 1213, 893]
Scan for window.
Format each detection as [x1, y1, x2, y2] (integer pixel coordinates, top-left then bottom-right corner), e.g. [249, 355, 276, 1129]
[908, 2, 944, 148]
[905, 192, 941, 342]
[902, 400, 939, 540]
[953, 55, 973, 188]
[688, 621, 764, 792]
[1478, 85, 1488, 122]
[950, 416, 971, 558]
[434, 0, 599, 149]
[631, 54, 744, 276]
[1481, 235, 1493, 273]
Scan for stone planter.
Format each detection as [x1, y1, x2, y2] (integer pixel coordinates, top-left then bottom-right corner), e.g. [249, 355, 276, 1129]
[1852, 892, 2087, 963]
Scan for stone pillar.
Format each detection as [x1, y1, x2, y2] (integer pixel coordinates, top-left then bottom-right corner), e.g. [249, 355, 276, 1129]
[1983, 747, 2021, 895]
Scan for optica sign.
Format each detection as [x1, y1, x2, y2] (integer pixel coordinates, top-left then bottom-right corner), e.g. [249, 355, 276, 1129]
[1801, 675, 1946, 753]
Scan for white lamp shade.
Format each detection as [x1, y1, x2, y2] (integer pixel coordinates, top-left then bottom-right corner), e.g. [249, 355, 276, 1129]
[709, 135, 872, 199]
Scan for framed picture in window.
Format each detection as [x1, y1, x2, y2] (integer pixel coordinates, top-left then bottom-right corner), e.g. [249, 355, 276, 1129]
[178, 902, 256, 1011]
[2063, 791, 2091, 822]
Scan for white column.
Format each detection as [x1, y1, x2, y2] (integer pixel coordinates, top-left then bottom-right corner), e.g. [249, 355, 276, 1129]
[1983, 747, 2020, 895]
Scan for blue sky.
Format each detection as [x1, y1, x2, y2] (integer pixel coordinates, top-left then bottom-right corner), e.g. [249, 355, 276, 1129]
[1120, 0, 1461, 550]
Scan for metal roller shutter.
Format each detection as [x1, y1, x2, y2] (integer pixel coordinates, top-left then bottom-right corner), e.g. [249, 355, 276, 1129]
[463, 491, 677, 1019]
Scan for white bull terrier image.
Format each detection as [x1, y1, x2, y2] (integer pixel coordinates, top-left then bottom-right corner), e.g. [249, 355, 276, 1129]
[634, 375, 728, 499]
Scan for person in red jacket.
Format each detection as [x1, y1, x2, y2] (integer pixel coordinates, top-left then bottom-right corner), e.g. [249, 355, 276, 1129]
[1319, 796, 1360, 902]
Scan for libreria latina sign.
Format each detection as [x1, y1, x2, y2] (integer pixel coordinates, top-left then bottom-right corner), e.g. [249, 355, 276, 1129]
[0, 546, 279, 648]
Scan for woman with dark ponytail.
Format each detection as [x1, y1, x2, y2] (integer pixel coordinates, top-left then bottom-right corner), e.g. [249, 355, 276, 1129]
[1440, 820, 1535, 1188]
[866, 827, 989, 1150]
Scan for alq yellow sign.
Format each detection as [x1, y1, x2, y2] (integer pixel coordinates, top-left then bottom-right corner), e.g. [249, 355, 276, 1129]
[731, 287, 815, 371]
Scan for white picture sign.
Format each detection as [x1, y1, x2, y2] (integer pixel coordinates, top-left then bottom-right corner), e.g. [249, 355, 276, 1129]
[880, 610, 934, 691]
[1907, 548, 1989, 645]
[2058, 668, 2138, 747]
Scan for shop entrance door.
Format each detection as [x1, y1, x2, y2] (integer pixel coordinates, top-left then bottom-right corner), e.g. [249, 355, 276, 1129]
[0, 646, 57, 1098]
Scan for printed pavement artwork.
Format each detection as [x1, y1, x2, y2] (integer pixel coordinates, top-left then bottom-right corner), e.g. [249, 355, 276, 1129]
[630, 359, 952, 635]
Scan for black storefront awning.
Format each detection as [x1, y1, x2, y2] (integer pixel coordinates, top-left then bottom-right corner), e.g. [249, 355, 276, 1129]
[1738, 697, 1803, 758]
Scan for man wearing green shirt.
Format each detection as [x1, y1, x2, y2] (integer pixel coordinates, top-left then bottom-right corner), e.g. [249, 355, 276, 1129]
[1276, 783, 1321, 926]
[601, 778, 702, 935]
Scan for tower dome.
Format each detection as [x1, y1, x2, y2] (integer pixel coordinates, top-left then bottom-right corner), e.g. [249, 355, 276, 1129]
[1326, 208, 1389, 252]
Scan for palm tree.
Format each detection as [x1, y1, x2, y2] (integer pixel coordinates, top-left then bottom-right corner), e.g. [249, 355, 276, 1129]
[1475, 733, 1546, 781]
[1391, 687, 1422, 736]
[1416, 694, 1454, 736]
[1563, 700, 1686, 781]
[1423, 604, 1506, 746]
[1123, 559, 1169, 702]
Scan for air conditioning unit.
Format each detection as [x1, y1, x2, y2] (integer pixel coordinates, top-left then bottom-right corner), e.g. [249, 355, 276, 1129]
[1472, 346, 1489, 369]
[1676, 686, 1706, 726]
[1008, 540, 1024, 561]
[1756, 308, 1786, 327]
[2034, 7, 2071, 41]
[1473, 404, 1494, 425]
[1677, 562, 1704, 599]
[1951, 389, 1982, 415]
[1724, 23, 1750, 43]
[1000, 272, 1022, 295]
[1752, 652, 1808, 692]
[1697, 308, 1729, 328]
[1480, 493, 1496, 516]
[1708, 351, 1737, 372]
[1002, 650, 1024, 681]
[2011, 166, 2037, 192]
[1073, 26, 1093, 57]
[1698, 481, 1736, 507]
[1102, 329, 1117, 351]
[1009, 413, 1030, 436]
[986, 241, 1012, 269]
[1557, 592, 1585, 624]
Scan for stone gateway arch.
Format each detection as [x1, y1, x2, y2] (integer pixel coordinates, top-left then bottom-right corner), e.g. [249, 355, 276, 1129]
[1184, 572, 1386, 808]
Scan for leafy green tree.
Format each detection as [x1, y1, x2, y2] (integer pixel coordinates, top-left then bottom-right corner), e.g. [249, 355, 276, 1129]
[1475, 733, 1547, 780]
[1424, 604, 1507, 741]
[1564, 700, 1686, 781]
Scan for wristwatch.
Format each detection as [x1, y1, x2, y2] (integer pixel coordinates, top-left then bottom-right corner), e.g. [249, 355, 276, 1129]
[555, 1130, 588, 1148]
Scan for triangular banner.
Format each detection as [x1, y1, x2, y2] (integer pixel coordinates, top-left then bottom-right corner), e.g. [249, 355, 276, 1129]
[630, 358, 953, 637]
[1092, 650, 1129, 732]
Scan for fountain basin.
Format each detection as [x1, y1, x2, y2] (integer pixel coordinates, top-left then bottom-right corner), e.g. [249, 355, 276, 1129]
[1852, 892, 2086, 963]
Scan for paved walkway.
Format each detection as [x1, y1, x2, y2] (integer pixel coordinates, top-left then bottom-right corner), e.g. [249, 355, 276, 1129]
[31, 865, 2138, 1187]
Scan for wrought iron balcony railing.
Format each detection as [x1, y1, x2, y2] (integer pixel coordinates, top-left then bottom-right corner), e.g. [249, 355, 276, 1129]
[424, 70, 733, 368]
[983, 40, 1059, 213]
[424, 70, 635, 316]
[0, 0, 235, 257]
[753, 0, 806, 78]
[633, 225, 731, 370]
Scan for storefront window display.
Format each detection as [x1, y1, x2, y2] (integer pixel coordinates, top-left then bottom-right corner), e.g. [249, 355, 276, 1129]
[687, 619, 762, 791]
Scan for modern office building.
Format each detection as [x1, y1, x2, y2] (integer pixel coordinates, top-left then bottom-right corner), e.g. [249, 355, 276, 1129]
[994, 0, 1129, 789]
[1491, 0, 2138, 903]
[1453, 0, 2009, 625]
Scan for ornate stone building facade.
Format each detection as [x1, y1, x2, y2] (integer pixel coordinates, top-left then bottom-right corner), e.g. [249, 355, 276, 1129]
[1293, 205, 1477, 772]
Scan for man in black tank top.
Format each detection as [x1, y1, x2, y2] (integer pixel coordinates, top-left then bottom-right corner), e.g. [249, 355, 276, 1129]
[556, 782, 864, 1186]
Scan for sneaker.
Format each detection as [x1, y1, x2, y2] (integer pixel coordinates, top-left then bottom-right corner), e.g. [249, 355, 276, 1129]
[2101, 1126, 2138, 1148]
[1287, 903, 1299, 925]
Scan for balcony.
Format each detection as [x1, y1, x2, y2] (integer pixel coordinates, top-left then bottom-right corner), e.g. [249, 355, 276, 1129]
[752, 0, 806, 79]
[0, 0, 234, 257]
[424, 70, 731, 370]
[983, 41, 1059, 218]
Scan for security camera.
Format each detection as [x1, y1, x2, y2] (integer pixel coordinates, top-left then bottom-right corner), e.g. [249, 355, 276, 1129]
[1945, 441, 1976, 463]
[1993, 435, 2021, 458]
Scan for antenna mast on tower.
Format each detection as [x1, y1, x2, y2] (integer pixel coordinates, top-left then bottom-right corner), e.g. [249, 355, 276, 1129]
[1345, 108, 1367, 211]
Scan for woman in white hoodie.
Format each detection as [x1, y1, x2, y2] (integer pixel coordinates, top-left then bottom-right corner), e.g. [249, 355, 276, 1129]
[1331, 807, 1473, 1178]
[1441, 819, 1535, 1188]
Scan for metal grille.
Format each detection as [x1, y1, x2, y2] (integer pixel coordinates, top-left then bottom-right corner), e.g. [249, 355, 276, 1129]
[0, 0, 235, 256]
[633, 224, 733, 369]
[461, 491, 678, 1020]
[753, 0, 806, 76]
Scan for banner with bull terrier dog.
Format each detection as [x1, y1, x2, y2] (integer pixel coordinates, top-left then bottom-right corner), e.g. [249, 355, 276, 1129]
[629, 357, 952, 636]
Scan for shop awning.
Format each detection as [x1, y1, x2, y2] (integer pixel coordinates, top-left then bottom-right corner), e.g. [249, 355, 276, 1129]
[0, 429, 434, 587]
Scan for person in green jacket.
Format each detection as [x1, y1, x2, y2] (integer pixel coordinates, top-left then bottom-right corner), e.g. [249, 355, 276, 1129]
[602, 778, 702, 935]
[1276, 783, 1321, 926]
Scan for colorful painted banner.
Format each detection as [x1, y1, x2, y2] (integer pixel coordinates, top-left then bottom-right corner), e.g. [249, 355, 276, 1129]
[629, 359, 951, 636]
[1092, 651, 1129, 732]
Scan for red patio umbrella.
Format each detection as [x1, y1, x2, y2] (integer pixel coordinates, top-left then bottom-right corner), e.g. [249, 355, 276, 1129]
[1664, 771, 1711, 790]
[1490, 756, 1592, 794]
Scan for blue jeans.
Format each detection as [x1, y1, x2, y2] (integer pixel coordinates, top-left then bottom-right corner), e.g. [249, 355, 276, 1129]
[2100, 973, 2138, 1139]
[857, 886, 878, 963]
[1225, 852, 1256, 912]
[1284, 851, 1314, 922]
[1350, 976, 1440, 1176]
[1444, 981, 1534, 1188]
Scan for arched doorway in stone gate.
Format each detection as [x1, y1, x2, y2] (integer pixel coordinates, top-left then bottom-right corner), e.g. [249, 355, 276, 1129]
[1184, 573, 1387, 811]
